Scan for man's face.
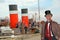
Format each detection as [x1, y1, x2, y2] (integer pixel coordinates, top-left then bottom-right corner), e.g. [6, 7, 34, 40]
[45, 14, 52, 21]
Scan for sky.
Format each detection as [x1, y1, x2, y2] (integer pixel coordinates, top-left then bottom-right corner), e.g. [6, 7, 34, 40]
[0, 0, 60, 23]
[40, 0, 60, 24]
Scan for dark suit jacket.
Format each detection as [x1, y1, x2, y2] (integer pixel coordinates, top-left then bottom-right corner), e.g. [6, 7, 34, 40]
[41, 21, 60, 40]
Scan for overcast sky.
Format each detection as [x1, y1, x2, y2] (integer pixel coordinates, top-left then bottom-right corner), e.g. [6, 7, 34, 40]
[40, 0, 60, 24]
[0, 0, 60, 23]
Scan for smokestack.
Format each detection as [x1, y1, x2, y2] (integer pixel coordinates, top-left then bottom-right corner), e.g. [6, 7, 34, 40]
[9, 5, 18, 29]
[21, 9, 29, 27]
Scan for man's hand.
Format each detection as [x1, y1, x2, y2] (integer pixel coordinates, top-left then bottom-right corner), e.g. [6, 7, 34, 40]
[58, 38, 60, 40]
[41, 37, 44, 40]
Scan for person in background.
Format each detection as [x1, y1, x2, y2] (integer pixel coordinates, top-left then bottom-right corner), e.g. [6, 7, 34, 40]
[24, 25, 28, 34]
[41, 10, 60, 40]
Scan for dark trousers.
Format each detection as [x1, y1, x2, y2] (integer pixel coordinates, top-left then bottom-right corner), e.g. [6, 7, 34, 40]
[44, 36, 57, 40]
[24, 27, 28, 34]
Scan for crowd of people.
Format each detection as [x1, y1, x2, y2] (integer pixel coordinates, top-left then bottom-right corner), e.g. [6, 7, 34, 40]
[16, 20, 41, 34]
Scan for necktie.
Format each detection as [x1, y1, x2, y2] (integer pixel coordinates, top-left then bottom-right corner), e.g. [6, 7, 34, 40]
[45, 22, 52, 40]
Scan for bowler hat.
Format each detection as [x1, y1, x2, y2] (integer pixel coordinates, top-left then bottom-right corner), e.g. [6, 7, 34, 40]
[45, 10, 53, 17]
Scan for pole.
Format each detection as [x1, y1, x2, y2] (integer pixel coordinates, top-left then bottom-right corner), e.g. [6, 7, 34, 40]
[38, 0, 40, 21]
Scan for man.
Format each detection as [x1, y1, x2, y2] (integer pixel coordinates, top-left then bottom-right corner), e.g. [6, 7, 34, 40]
[41, 10, 60, 40]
